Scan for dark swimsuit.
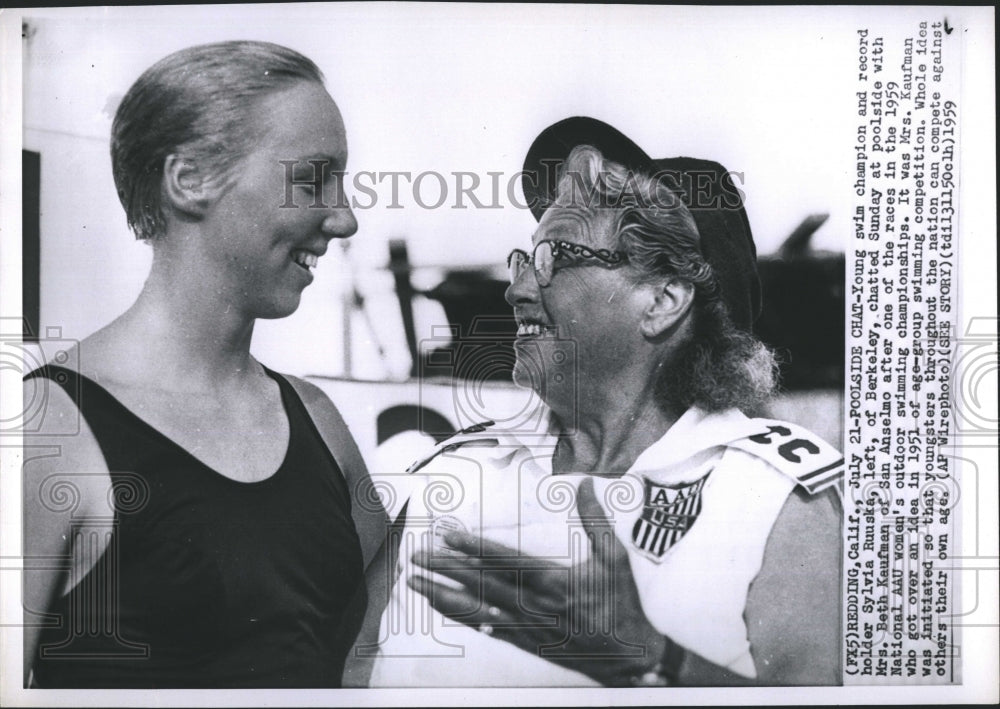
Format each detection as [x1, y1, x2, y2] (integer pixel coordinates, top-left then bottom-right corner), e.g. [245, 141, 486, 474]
[26, 365, 365, 688]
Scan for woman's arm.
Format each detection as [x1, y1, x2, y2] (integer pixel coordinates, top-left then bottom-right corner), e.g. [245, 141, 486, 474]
[285, 376, 389, 566]
[741, 485, 842, 685]
[22, 380, 113, 686]
[662, 486, 841, 686]
[285, 376, 391, 687]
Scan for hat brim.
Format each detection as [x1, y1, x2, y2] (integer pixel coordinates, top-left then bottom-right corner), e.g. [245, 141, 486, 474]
[522, 116, 654, 222]
[519, 116, 762, 332]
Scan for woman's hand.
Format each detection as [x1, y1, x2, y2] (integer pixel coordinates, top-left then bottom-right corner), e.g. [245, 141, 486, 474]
[408, 476, 680, 686]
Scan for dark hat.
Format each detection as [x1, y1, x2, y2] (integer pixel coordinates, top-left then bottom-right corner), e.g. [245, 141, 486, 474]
[522, 116, 762, 333]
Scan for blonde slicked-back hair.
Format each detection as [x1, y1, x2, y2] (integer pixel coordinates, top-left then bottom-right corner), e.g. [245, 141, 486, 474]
[111, 41, 325, 241]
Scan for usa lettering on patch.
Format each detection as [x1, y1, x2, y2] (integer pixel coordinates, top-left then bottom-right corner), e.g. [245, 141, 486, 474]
[631, 473, 710, 561]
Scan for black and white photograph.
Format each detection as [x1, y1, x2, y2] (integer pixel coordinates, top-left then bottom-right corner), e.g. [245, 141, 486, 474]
[0, 3, 995, 706]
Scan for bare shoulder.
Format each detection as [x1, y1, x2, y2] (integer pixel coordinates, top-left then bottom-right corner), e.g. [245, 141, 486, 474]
[22, 363, 114, 680]
[22, 374, 113, 523]
[283, 373, 335, 407]
[22, 372, 113, 593]
[281, 374, 354, 442]
[280, 373, 364, 477]
[25, 339, 111, 478]
[280, 373, 388, 566]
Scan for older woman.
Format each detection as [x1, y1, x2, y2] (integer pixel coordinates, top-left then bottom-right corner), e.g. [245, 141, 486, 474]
[369, 117, 843, 687]
[23, 41, 386, 688]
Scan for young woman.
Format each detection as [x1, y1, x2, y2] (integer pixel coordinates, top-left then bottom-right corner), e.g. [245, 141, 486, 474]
[23, 41, 386, 688]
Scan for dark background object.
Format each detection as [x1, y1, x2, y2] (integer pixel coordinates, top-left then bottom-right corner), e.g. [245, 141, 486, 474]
[377, 405, 455, 444]
[23, 150, 41, 341]
[755, 252, 844, 390]
[419, 273, 516, 382]
[389, 239, 420, 377]
[754, 213, 844, 390]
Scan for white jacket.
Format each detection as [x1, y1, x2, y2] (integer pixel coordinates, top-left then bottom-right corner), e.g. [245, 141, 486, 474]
[369, 407, 843, 687]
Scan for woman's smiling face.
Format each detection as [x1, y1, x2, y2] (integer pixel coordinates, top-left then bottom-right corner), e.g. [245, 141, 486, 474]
[197, 81, 358, 320]
[505, 202, 646, 406]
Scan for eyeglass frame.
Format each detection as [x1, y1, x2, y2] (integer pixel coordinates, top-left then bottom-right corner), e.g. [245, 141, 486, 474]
[506, 239, 629, 287]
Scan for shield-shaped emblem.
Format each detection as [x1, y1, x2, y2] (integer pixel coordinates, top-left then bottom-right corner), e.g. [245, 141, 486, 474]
[631, 473, 710, 561]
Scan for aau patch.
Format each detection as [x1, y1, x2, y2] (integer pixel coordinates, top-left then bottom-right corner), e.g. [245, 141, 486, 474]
[631, 473, 710, 561]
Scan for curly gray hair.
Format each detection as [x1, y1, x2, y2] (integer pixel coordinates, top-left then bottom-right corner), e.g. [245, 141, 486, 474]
[553, 144, 779, 414]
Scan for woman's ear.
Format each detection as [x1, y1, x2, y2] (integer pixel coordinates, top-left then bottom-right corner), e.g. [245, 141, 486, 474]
[639, 279, 695, 338]
[162, 154, 216, 219]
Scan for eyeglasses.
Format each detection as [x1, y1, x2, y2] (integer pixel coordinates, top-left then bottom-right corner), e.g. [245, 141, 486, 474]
[506, 239, 628, 287]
